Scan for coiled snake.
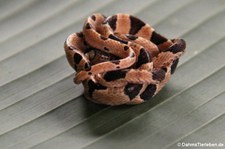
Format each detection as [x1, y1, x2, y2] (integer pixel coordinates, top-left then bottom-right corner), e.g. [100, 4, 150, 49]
[64, 13, 186, 105]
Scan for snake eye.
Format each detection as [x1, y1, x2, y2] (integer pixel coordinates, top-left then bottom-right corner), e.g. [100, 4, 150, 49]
[86, 50, 96, 60]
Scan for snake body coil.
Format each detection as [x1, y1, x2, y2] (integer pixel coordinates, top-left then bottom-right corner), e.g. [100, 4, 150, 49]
[64, 13, 186, 105]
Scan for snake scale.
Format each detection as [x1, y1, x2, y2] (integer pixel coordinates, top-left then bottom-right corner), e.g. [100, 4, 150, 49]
[64, 13, 186, 105]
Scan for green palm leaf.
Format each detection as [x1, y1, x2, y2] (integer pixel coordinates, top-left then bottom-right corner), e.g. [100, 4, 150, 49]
[0, 0, 225, 148]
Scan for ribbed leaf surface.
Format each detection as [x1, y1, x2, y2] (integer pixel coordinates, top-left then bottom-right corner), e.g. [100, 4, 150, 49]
[0, 0, 225, 149]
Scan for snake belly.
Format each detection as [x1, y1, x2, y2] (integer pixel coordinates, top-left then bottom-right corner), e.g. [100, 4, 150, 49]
[64, 13, 186, 105]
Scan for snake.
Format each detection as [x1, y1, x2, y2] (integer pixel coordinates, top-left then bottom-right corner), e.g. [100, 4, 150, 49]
[64, 13, 186, 105]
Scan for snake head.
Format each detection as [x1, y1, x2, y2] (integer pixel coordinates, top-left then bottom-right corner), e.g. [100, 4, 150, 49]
[85, 48, 119, 66]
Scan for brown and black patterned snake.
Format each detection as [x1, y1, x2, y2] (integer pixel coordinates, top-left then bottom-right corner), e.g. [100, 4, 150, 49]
[64, 13, 186, 105]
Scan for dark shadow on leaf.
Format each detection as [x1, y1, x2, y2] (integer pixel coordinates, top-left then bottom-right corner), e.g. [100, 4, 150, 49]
[80, 86, 174, 137]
